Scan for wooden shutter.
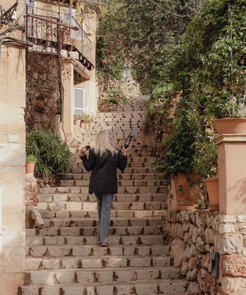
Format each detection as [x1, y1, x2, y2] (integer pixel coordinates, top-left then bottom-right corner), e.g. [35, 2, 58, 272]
[74, 88, 84, 114]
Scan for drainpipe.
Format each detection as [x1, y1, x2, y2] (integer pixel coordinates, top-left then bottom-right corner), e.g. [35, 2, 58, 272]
[0, 177, 2, 253]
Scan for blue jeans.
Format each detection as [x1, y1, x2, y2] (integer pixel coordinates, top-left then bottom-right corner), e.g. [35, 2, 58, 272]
[94, 192, 114, 243]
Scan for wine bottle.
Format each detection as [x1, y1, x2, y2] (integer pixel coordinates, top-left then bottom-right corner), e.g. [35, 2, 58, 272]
[124, 133, 133, 149]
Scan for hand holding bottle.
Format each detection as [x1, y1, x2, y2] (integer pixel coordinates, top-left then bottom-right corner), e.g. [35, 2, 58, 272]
[124, 133, 133, 149]
[122, 146, 127, 156]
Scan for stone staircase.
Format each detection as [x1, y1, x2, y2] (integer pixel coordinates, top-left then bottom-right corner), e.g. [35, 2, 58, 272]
[20, 98, 189, 295]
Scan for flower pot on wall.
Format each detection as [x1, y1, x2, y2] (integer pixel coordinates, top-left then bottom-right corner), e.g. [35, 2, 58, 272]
[85, 123, 90, 129]
[205, 177, 219, 211]
[170, 173, 200, 211]
[212, 118, 246, 136]
[80, 122, 86, 128]
[26, 162, 36, 175]
[74, 119, 80, 126]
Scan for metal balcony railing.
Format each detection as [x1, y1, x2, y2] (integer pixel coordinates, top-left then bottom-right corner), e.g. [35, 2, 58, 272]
[25, 5, 93, 66]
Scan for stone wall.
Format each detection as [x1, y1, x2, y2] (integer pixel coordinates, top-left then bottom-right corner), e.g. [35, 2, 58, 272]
[0, 1, 26, 292]
[164, 211, 221, 295]
[25, 52, 61, 134]
[220, 215, 246, 294]
[25, 174, 38, 207]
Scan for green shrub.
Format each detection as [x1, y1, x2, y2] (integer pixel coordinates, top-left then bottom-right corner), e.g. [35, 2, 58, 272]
[73, 114, 80, 120]
[102, 98, 119, 105]
[26, 154, 38, 163]
[26, 129, 71, 178]
[105, 89, 119, 94]
[123, 97, 129, 105]
[109, 98, 119, 105]
[102, 98, 110, 103]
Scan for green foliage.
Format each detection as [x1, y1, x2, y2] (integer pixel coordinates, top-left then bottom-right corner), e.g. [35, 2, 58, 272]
[109, 98, 119, 105]
[196, 199, 209, 210]
[105, 88, 119, 94]
[161, 215, 166, 221]
[26, 129, 71, 178]
[98, 0, 206, 92]
[151, 98, 218, 181]
[74, 114, 80, 120]
[102, 98, 119, 105]
[26, 154, 38, 163]
[123, 97, 129, 105]
[148, 0, 246, 183]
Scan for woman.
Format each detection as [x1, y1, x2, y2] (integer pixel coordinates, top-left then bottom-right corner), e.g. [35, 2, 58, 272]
[80, 130, 127, 247]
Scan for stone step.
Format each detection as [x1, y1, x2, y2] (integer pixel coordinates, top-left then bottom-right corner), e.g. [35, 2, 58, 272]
[72, 157, 154, 165]
[96, 115, 146, 119]
[73, 163, 154, 169]
[69, 167, 160, 174]
[39, 208, 166, 219]
[26, 235, 165, 246]
[20, 278, 188, 295]
[23, 266, 179, 285]
[25, 244, 169, 257]
[25, 255, 171, 270]
[70, 153, 154, 160]
[70, 147, 154, 155]
[26, 225, 163, 238]
[38, 186, 168, 195]
[96, 114, 146, 120]
[35, 193, 167, 203]
[58, 179, 165, 187]
[36, 201, 167, 211]
[69, 142, 150, 149]
[59, 172, 163, 181]
[41, 217, 162, 228]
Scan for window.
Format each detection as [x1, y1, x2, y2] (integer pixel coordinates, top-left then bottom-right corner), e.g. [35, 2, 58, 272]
[74, 88, 84, 114]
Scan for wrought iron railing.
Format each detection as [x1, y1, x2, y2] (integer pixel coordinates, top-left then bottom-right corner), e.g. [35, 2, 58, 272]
[25, 5, 61, 53]
[25, 5, 93, 62]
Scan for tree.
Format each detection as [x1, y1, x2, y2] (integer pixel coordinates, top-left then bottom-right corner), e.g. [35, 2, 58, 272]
[97, 0, 207, 92]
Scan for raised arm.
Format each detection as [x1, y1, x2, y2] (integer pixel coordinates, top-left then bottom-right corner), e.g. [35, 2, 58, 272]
[80, 149, 95, 172]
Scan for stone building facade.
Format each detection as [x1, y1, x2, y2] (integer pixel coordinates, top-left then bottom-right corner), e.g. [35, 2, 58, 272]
[25, 0, 99, 137]
[0, 0, 26, 294]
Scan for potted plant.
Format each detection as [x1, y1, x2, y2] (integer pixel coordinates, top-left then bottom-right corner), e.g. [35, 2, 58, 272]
[74, 114, 81, 126]
[152, 102, 203, 211]
[205, 177, 219, 211]
[212, 101, 246, 136]
[80, 114, 86, 128]
[84, 114, 91, 129]
[89, 115, 95, 128]
[26, 154, 38, 175]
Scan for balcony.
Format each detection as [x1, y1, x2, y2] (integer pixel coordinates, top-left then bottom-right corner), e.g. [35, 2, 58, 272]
[25, 4, 93, 71]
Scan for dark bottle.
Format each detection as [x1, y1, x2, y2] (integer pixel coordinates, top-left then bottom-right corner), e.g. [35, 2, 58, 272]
[124, 133, 133, 149]
[82, 145, 90, 151]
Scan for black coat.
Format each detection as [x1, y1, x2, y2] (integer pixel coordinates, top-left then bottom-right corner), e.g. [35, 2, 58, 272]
[81, 148, 127, 194]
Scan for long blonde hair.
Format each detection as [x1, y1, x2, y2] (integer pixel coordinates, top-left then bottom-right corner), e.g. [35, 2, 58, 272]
[94, 130, 118, 156]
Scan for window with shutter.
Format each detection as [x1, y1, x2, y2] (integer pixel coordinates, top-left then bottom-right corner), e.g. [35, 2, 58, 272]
[74, 88, 84, 114]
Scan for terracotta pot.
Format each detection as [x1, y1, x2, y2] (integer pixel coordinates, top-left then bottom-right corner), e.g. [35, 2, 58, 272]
[212, 118, 246, 136]
[85, 123, 90, 129]
[172, 173, 200, 211]
[89, 122, 95, 128]
[74, 119, 80, 126]
[80, 122, 86, 128]
[205, 177, 219, 211]
[26, 162, 35, 174]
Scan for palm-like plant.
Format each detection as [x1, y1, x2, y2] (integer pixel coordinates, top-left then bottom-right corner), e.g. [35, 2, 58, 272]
[26, 129, 71, 177]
